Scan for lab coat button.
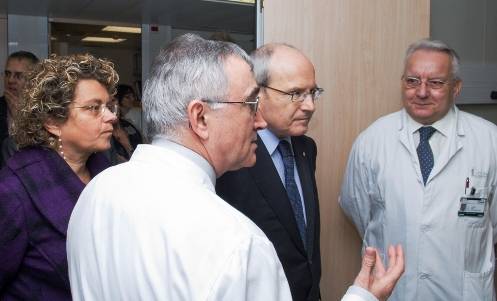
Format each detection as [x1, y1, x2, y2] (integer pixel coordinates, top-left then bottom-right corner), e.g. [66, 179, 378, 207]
[419, 273, 430, 279]
[421, 224, 431, 232]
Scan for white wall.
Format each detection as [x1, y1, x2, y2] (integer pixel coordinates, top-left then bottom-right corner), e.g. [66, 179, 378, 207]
[431, 0, 497, 106]
[141, 24, 172, 85]
[8, 14, 48, 59]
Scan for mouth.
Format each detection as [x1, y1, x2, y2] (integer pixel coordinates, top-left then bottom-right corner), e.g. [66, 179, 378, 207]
[295, 118, 310, 123]
[412, 102, 432, 107]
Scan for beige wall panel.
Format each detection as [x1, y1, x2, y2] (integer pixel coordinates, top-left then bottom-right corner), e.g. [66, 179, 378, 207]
[263, 1, 429, 300]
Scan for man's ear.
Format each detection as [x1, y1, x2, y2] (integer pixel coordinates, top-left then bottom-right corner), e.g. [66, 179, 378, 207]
[187, 100, 209, 140]
[452, 79, 463, 99]
[43, 118, 62, 137]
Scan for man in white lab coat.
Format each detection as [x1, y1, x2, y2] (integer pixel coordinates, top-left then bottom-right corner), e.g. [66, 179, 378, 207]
[340, 38, 497, 301]
[67, 33, 403, 301]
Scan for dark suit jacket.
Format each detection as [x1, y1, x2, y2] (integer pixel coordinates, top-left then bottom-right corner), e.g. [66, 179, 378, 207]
[216, 135, 321, 301]
[0, 146, 109, 300]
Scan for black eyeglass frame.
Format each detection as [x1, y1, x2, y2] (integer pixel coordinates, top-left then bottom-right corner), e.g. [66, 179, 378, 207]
[262, 85, 324, 102]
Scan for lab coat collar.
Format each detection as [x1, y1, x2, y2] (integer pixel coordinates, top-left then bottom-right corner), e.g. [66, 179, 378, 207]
[150, 136, 217, 188]
[398, 106, 460, 131]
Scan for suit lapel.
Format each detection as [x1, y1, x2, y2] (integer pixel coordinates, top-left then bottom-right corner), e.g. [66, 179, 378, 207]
[293, 137, 316, 256]
[249, 136, 307, 255]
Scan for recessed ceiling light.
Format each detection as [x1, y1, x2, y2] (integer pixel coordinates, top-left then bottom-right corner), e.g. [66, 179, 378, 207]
[82, 37, 126, 43]
[202, 0, 255, 5]
[102, 26, 141, 34]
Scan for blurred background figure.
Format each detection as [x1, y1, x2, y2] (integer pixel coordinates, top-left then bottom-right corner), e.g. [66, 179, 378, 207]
[115, 83, 145, 138]
[0, 53, 118, 300]
[108, 84, 144, 164]
[0, 51, 39, 167]
[106, 94, 143, 164]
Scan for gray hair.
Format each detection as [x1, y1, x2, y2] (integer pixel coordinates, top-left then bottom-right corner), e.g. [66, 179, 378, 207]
[142, 33, 252, 140]
[250, 43, 296, 86]
[404, 39, 461, 80]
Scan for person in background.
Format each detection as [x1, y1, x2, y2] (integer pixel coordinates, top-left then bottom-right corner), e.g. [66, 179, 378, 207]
[0, 53, 118, 300]
[105, 95, 143, 164]
[340, 39, 497, 300]
[116, 83, 145, 137]
[67, 33, 404, 301]
[0, 51, 39, 166]
[216, 43, 322, 301]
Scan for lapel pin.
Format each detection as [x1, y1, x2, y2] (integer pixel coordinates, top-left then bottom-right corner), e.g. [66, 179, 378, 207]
[303, 151, 306, 157]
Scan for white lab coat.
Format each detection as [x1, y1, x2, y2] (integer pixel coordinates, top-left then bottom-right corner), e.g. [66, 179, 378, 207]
[340, 107, 497, 301]
[67, 140, 291, 301]
[68, 139, 376, 301]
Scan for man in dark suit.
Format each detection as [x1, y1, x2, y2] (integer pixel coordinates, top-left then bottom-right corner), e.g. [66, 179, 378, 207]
[216, 44, 324, 301]
[0, 51, 38, 166]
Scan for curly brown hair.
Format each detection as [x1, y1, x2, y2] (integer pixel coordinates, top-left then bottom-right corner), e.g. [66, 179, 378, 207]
[13, 53, 119, 148]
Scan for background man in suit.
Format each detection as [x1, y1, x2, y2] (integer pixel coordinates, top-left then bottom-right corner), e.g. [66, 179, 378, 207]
[217, 43, 323, 301]
[0, 51, 38, 166]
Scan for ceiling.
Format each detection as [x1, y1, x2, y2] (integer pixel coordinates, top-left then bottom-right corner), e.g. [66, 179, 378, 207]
[50, 22, 142, 49]
[1, 0, 256, 34]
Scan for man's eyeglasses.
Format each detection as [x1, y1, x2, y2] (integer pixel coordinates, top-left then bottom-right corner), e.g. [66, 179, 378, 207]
[202, 96, 259, 114]
[74, 102, 119, 118]
[4, 70, 25, 81]
[402, 76, 451, 90]
[262, 85, 324, 102]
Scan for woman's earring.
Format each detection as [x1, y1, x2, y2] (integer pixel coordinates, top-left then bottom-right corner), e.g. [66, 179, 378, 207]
[58, 136, 66, 160]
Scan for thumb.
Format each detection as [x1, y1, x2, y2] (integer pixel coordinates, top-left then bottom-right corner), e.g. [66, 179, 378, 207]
[354, 247, 377, 288]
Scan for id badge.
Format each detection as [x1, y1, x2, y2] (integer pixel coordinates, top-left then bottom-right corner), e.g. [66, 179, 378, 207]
[458, 197, 486, 217]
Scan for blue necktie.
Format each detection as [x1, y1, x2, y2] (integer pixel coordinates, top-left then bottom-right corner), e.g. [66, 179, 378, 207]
[277, 140, 306, 247]
[417, 126, 436, 185]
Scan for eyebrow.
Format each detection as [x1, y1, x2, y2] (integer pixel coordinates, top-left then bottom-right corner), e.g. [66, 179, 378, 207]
[288, 85, 319, 92]
[74, 98, 110, 105]
[246, 86, 260, 99]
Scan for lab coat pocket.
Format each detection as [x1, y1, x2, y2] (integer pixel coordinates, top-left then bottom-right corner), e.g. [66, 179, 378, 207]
[462, 268, 493, 301]
[463, 221, 494, 301]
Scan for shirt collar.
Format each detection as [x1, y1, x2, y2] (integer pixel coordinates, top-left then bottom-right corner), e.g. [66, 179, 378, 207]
[258, 128, 292, 155]
[406, 105, 455, 137]
[151, 136, 216, 186]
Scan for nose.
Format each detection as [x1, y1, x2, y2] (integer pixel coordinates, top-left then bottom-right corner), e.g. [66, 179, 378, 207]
[6, 75, 17, 85]
[300, 96, 316, 112]
[253, 110, 267, 130]
[103, 108, 118, 123]
[415, 82, 429, 98]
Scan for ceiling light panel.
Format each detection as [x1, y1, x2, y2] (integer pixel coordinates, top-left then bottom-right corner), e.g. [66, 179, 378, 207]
[102, 26, 141, 34]
[82, 36, 126, 43]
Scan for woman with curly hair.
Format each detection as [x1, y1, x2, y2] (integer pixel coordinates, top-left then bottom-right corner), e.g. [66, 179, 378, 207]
[0, 53, 118, 300]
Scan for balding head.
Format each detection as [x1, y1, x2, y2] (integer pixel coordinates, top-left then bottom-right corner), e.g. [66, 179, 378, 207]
[251, 43, 314, 87]
[253, 43, 318, 138]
